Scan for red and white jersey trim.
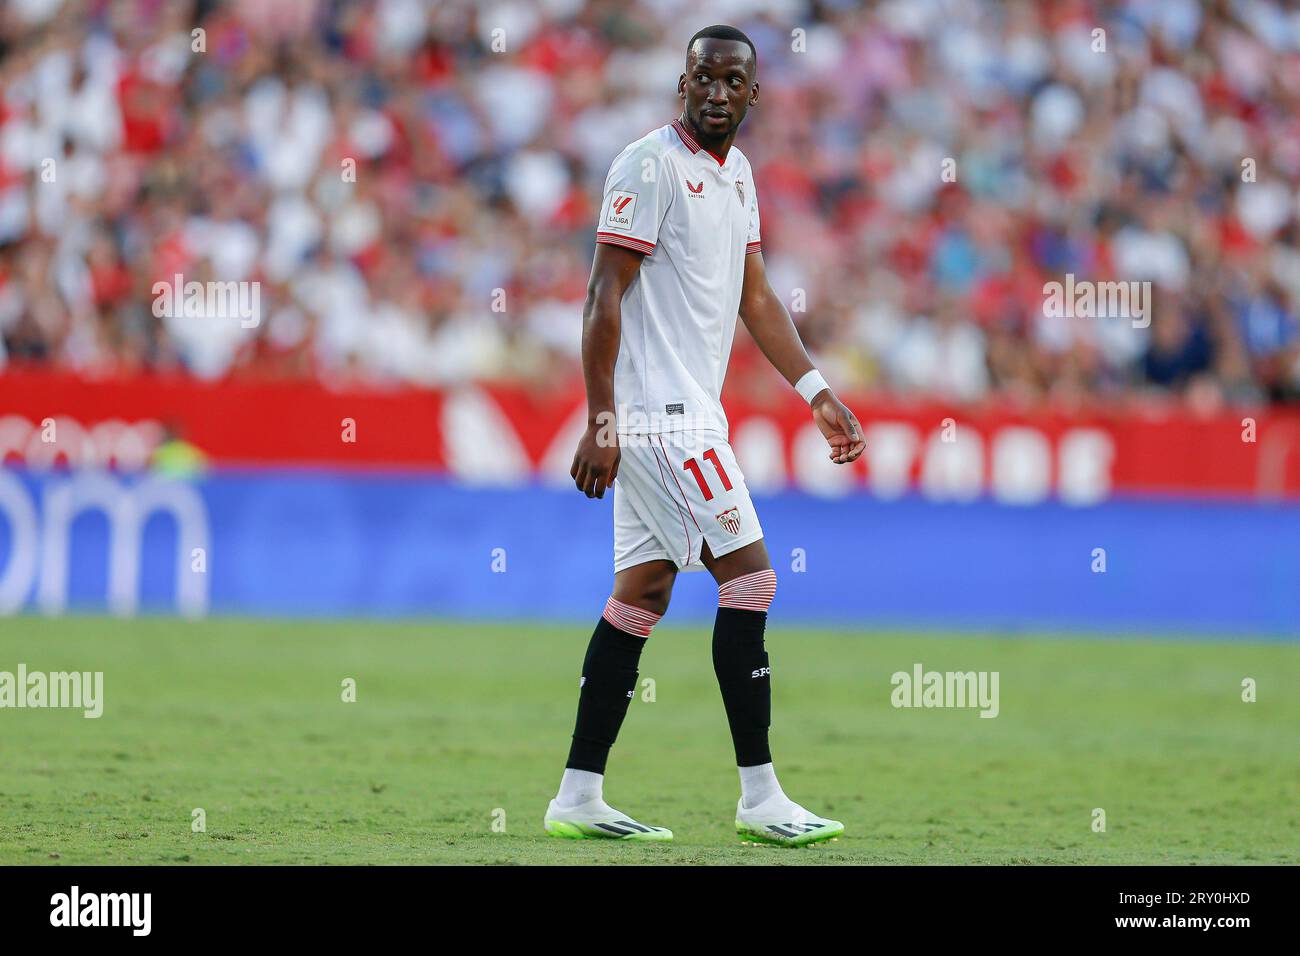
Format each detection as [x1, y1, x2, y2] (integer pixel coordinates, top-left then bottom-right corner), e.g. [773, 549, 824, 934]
[745, 241, 762, 255]
[671, 119, 724, 167]
[597, 231, 655, 255]
[671, 118, 701, 154]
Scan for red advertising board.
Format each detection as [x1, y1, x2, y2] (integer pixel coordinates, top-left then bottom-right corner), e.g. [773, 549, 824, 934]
[2, 370, 1298, 501]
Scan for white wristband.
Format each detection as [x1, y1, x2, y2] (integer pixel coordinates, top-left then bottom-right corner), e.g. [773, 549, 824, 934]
[794, 369, 830, 405]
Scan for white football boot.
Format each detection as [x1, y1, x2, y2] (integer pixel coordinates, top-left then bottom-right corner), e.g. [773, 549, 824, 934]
[544, 797, 673, 841]
[735, 793, 844, 847]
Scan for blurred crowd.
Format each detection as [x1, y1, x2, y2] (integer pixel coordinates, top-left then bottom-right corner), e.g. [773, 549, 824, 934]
[2, 0, 1300, 407]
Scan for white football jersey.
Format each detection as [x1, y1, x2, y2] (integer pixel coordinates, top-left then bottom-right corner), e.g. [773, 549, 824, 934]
[596, 119, 761, 436]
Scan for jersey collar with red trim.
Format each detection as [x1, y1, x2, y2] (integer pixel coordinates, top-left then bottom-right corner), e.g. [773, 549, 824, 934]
[672, 118, 727, 167]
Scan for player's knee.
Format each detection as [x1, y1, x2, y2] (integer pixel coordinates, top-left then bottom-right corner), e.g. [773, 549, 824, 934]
[612, 567, 676, 618]
[717, 568, 777, 612]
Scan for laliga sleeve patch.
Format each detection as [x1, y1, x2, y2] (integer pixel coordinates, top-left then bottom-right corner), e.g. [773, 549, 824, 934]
[605, 190, 638, 231]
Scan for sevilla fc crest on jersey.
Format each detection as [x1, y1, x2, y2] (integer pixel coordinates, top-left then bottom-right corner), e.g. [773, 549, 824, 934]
[734, 180, 745, 205]
[716, 507, 741, 536]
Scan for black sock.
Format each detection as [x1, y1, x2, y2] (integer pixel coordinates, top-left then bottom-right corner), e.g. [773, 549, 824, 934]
[712, 606, 772, 767]
[565, 617, 647, 774]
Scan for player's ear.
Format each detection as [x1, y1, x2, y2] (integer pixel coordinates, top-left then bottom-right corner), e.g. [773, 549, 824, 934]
[749, 81, 760, 107]
[678, 72, 687, 99]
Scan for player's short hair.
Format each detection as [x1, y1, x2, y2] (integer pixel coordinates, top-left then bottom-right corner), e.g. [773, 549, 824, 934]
[687, 24, 756, 68]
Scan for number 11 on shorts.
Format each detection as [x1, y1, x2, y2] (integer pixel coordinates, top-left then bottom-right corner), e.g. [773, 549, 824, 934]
[683, 448, 733, 501]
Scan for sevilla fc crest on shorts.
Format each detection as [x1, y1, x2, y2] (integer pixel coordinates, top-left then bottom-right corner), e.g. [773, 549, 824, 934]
[716, 507, 742, 536]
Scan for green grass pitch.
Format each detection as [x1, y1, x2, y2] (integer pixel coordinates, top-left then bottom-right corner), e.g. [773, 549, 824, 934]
[0, 616, 1296, 865]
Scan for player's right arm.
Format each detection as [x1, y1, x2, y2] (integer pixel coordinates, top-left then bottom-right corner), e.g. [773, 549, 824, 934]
[571, 243, 643, 499]
[573, 143, 670, 499]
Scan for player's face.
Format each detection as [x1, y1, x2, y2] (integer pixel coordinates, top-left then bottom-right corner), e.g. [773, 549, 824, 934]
[678, 40, 758, 140]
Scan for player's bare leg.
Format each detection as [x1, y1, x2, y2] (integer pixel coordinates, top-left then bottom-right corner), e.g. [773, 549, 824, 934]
[610, 560, 677, 616]
[702, 540, 845, 847]
[544, 560, 678, 841]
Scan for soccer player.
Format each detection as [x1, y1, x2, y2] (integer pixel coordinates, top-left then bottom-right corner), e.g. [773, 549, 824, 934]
[544, 25, 865, 847]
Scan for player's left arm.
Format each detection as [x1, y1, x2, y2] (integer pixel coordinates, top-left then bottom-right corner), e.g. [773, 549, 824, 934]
[737, 251, 865, 464]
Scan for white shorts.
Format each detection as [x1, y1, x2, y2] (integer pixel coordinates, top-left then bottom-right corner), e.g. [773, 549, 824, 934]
[612, 430, 764, 573]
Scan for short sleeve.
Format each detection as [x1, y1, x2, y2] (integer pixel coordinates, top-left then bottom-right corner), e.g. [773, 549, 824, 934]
[745, 170, 761, 255]
[596, 146, 670, 256]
